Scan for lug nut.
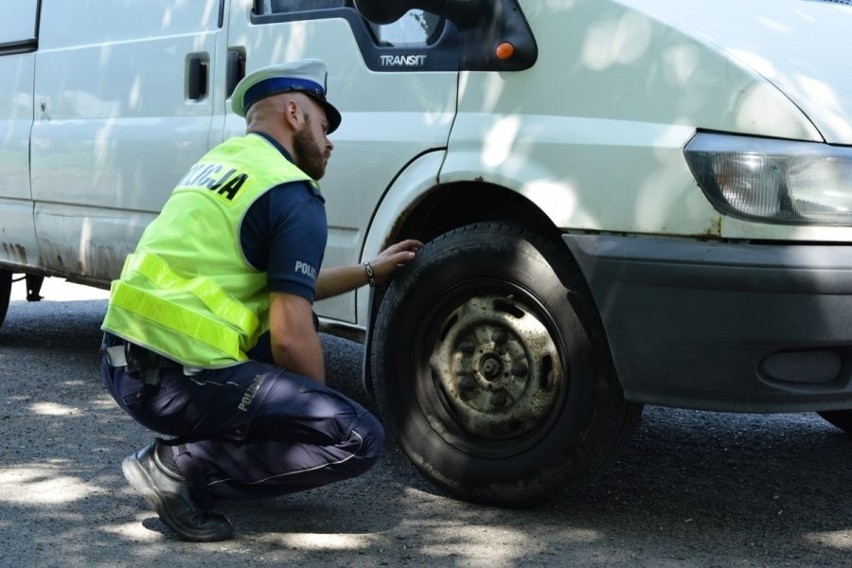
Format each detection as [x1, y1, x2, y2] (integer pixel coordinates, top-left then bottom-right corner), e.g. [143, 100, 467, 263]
[458, 375, 476, 392]
[511, 361, 529, 377]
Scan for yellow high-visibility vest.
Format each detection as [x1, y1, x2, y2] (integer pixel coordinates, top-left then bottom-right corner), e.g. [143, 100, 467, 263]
[102, 133, 316, 368]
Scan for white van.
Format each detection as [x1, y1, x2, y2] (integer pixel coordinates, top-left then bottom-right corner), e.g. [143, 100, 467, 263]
[2, 0, 851, 505]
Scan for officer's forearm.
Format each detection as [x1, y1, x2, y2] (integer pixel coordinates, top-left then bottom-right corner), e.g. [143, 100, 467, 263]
[315, 264, 370, 301]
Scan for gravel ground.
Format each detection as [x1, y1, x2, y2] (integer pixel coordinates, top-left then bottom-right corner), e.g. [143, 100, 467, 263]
[0, 279, 849, 567]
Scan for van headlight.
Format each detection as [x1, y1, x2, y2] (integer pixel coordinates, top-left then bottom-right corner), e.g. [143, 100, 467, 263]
[684, 132, 852, 225]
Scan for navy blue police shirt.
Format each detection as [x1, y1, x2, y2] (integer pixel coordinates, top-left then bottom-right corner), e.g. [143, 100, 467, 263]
[239, 132, 327, 303]
[239, 133, 327, 363]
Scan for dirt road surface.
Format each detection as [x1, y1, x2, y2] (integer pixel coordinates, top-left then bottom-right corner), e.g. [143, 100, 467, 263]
[1, 279, 849, 567]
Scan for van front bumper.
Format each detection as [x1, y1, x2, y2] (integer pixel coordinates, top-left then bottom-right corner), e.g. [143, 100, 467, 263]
[563, 234, 852, 413]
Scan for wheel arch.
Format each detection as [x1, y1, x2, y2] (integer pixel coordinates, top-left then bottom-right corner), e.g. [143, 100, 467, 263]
[359, 171, 590, 395]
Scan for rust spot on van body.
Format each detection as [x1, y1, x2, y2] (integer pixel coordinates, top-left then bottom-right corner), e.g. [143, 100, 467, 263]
[1, 242, 29, 265]
[704, 216, 722, 238]
[39, 239, 128, 285]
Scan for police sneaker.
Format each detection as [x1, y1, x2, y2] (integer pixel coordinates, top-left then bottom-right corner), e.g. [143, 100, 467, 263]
[122, 441, 233, 542]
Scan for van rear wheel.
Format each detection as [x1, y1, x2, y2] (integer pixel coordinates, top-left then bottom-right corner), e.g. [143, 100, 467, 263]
[371, 222, 642, 506]
[0, 270, 11, 327]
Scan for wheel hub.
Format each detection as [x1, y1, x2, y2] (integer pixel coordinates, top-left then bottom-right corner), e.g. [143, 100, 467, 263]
[480, 354, 504, 380]
[429, 295, 562, 440]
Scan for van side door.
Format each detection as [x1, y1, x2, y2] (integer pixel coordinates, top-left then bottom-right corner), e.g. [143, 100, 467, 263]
[225, 1, 458, 324]
[30, 0, 226, 283]
[0, 0, 39, 269]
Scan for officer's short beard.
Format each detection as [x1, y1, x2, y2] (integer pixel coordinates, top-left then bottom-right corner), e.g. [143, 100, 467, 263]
[293, 114, 327, 181]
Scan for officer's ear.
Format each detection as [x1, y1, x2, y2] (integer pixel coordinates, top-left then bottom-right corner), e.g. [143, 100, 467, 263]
[282, 98, 304, 131]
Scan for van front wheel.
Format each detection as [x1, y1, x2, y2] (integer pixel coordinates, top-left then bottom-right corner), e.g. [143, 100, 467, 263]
[371, 223, 642, 506]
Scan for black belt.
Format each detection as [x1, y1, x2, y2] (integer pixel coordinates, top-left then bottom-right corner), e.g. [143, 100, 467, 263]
[104, 333, 199, 385]
[122, 340, 181, 385]
[126, 342, 181, 369]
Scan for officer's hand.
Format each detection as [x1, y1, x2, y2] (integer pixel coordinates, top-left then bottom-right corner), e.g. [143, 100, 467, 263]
[368, 239, 423, 285]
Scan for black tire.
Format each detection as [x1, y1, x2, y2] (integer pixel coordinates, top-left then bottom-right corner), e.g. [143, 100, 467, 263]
[818, 410, 852, 434]
[371, 222, 642, 506]
[0, 270, 11, 327]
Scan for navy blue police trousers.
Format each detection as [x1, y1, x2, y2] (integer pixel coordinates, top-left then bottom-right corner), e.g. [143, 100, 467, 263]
[100, 333, 384, 506]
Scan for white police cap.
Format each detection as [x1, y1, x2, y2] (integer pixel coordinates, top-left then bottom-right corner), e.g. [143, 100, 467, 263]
[231, 59, 342, 133]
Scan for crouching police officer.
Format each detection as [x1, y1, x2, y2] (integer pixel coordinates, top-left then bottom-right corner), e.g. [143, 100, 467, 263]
[100, 59, 422, 541]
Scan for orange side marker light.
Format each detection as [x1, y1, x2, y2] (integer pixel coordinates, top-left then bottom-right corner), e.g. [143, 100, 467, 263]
[495, 42, 515, 60]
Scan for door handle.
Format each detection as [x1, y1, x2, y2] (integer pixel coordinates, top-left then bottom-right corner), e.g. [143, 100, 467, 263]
[188, 55, 209, 100]
[226, 49, 246, 99]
